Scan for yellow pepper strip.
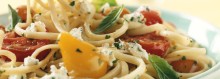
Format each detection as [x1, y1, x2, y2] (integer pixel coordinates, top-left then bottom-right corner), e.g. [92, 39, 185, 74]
[58, 32, 108, 78]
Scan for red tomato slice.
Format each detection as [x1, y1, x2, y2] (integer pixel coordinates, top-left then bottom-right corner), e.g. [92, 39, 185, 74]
[141, 10, 163, 26]
[17, 5, 35, 22]
[171, 59, 200, 73]
[121, 32, 170, 57]
[1, 32, 50, 62]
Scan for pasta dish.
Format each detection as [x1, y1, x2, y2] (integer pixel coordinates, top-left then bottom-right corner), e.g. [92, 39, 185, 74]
[0, 0, 215, 79]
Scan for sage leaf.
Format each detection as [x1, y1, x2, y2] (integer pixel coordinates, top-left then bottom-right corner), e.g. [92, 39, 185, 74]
[149, 55, 179, 79]
[93, 6, 123, 34]
[7, 4, 21, 31]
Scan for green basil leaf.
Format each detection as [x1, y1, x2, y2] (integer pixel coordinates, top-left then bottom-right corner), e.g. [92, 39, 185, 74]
[93, 6, 123, 34]
[92, 0, 117, 11]
[149, 55, 179, 79]
[7, 4, 21, 31]
[69, 1, 75, 6]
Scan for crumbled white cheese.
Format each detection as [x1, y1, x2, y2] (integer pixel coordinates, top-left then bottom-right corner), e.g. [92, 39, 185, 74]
[136, 6, 148, 13]
[9, 74, 27, 79]
[124, 6, 155, 24]
[123, 10, 144, 23]
[26, 23, 37, 32]
[34, 21, 47, 32]
[79, 0, 92, 14]
[113, 40, 127, 52]
[100, 44, 116, 66]
[26, 21, 46, 32]
[41, 65, 72, 79]
[24, 56, 39, 66]
[100, 3, 110, 12]
[128, 42, 148, 61]
[69, 27, 83, 40]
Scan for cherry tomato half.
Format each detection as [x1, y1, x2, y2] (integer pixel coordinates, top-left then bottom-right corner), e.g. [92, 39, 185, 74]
[2, 32, 50, 62]
[141, 10, 163, 26]
[121, 32, 170, 57]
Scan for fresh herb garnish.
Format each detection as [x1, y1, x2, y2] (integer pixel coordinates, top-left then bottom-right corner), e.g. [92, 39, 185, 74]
[21, 76, 24, 79]
[92, 49, 96, 51]
[76, 48, 82, 53]
[87, 12, 91, 14]
[194, 60, 198, 65]
[98, 58, 102, 65]
[105, 35, 111, 39]
[112, 59, 118, 64]
[133, 40, 139, 43]
[101, 9, 105, 14]
[92, 0, 117, 11]
[7, 5, 21, 31]
[138, 20, 143, 23]
[114, 42, 121, 49]
[149, 55, 179, 79]
[173, 46, 177, 50]
[130, 17, 134, 21]
[146, 7, 150, 11]
[181, 56, 186, 60]
[93, 6, 124, 34]
[137, 47, 142, 52]
[51, 77, 55, 79]
[208, 63, 212, 68]
[69, 1, 75, 6]
[0, 70, 5, 74]
[21, 33, 25, 37]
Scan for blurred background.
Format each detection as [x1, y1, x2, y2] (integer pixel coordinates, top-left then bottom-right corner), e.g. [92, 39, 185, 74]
[0, 0, 220, 28]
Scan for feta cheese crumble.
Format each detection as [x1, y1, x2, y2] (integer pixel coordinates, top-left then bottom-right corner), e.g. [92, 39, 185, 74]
[79, 0, 92, 14]
[26, 21, 47, 32]
[113, 40, 125, 50]
[128, 42, 148, 61]
[100, 44, 116, 66]
[24, 56, 39, 66]
[100, 3, 110, 12]
[123, 6, 146, 23]
[9, 74, 27, 79]
[69, 27, 83, 40]
[41, 65, 72, 79]
[123, 12, 144, 23]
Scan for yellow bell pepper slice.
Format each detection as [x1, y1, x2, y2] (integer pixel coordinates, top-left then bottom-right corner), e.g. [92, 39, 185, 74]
[58, 32, 108, 78]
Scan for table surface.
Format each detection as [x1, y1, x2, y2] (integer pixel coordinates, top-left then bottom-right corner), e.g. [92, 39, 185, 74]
[0, 0, 220, 78]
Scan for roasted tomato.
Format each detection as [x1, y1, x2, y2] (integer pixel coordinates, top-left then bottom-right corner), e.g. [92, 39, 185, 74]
[1, 32, 50, 62]
[121, 32, 170, 57]
[141, 10, 163, 26]
[16, 5, 35, 22]
[171, 59, 200, 73]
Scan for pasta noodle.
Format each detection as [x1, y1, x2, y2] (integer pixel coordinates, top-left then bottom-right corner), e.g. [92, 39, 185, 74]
[0, 0, 214, 79]
[0, 30, 4, 50]
[14, 23, 59, 40]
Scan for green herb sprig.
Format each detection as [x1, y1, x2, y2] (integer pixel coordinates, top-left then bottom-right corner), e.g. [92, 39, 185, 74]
[149, 55, 179, 79]
[7, 5, 21, 31]
[93, 6, 124, 34]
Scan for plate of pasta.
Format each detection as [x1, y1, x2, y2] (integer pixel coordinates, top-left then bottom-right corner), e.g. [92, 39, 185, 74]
[0, 0, 220, 79]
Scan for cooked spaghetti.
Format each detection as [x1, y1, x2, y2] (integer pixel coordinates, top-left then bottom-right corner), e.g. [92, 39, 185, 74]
[0, 0, 215, 79]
